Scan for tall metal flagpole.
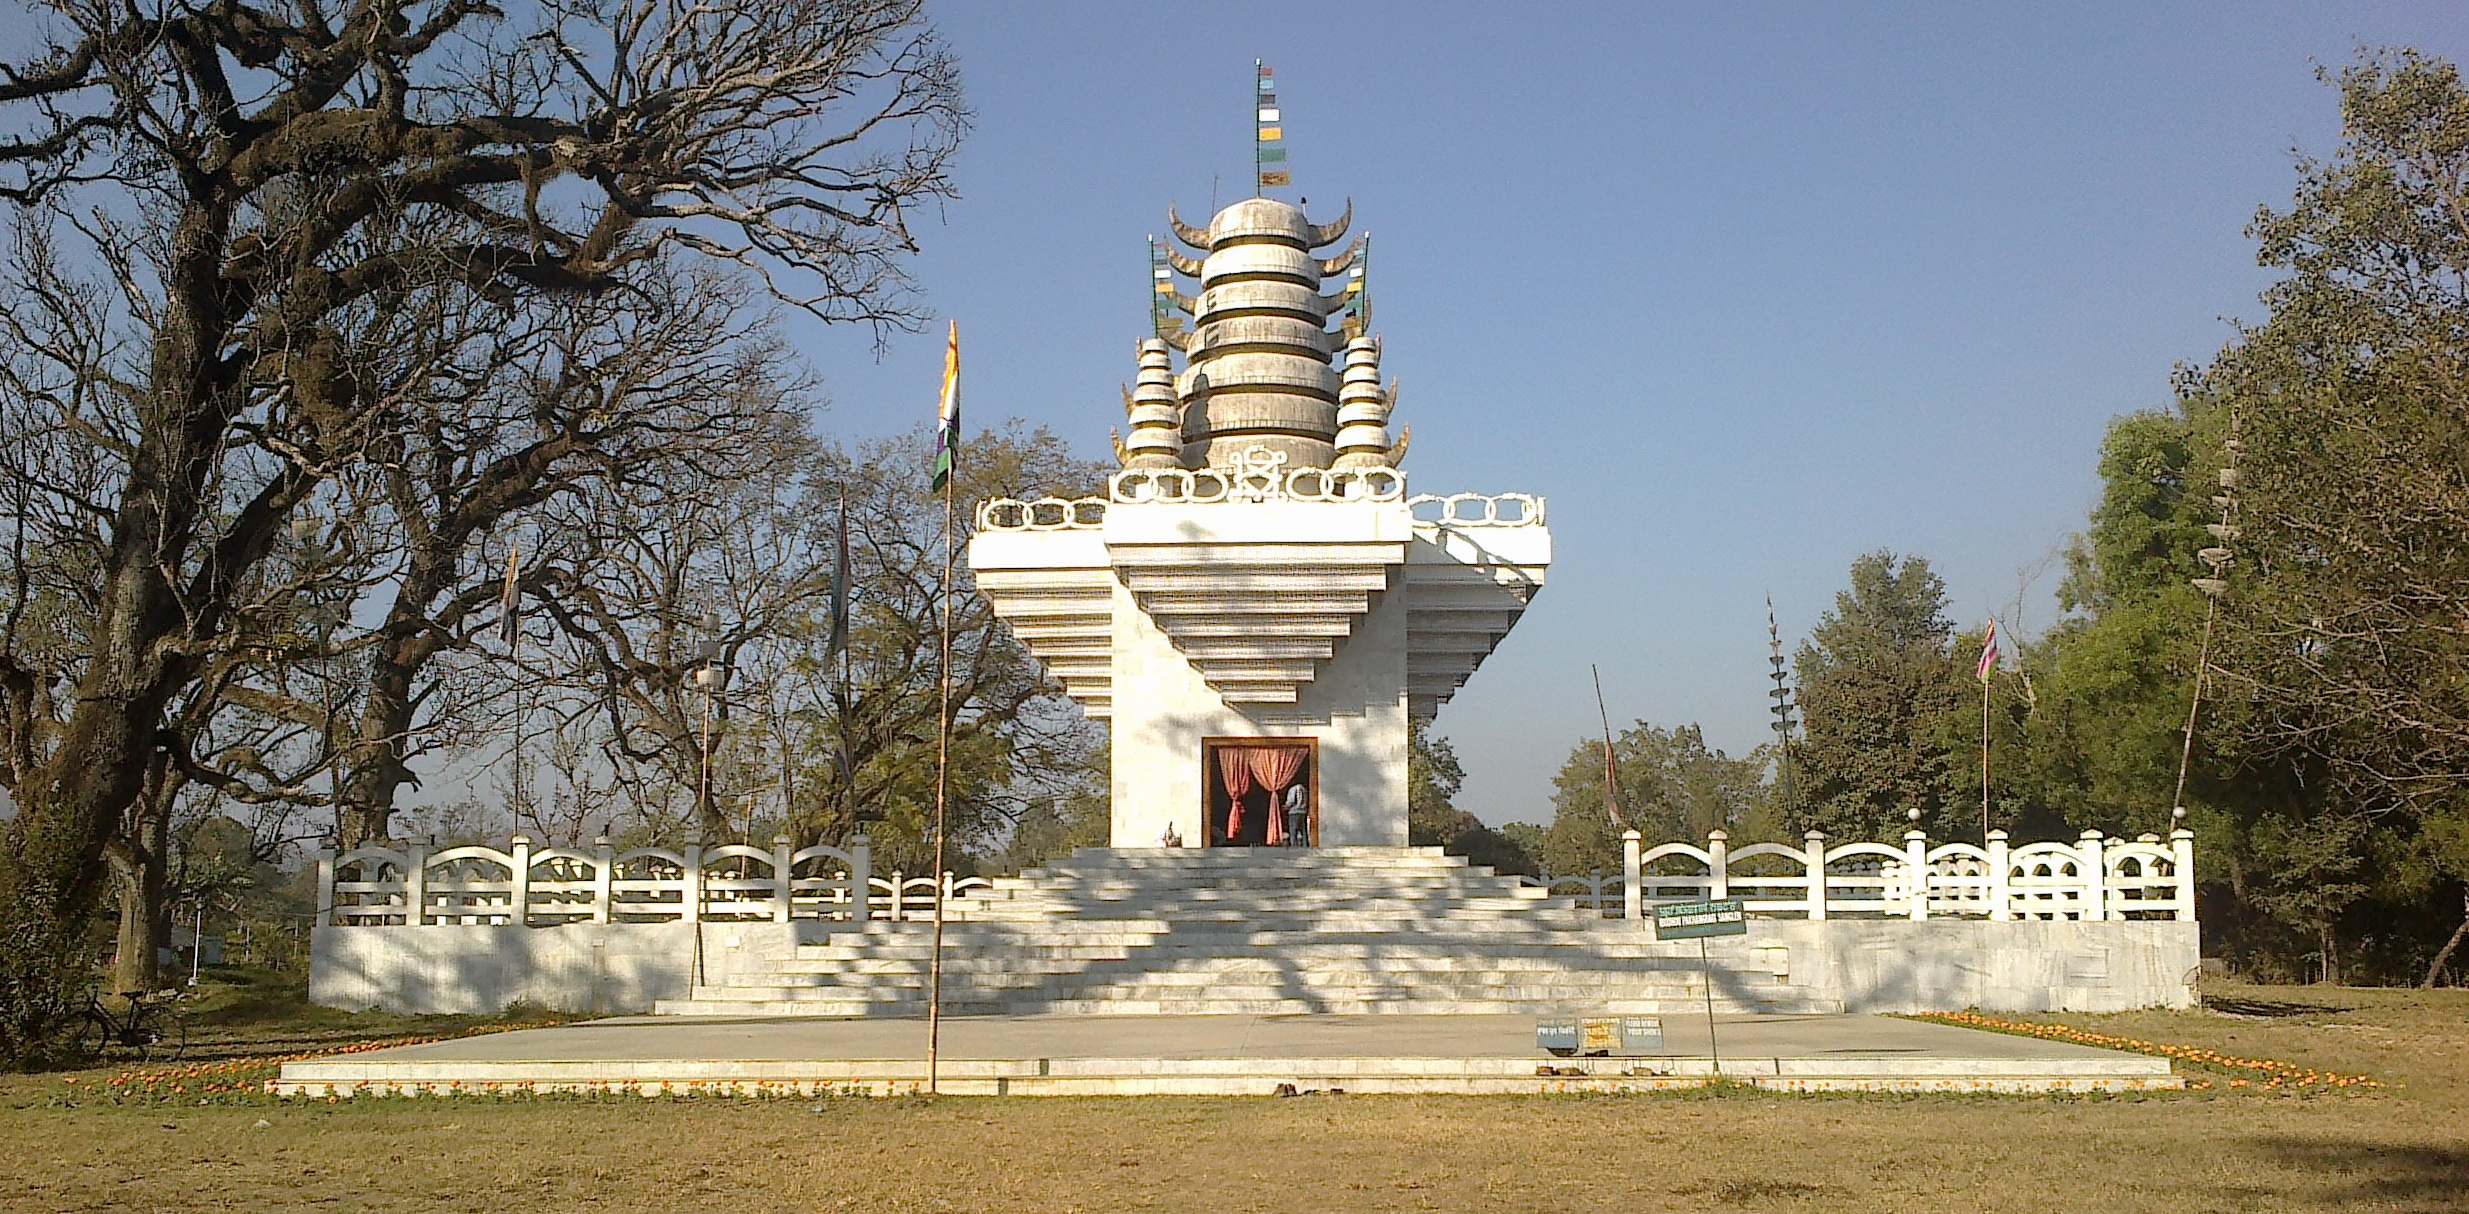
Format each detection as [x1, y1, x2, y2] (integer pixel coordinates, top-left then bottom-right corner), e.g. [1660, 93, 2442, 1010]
[835, 485, 854, 829]
[927, 322, 960, 1095]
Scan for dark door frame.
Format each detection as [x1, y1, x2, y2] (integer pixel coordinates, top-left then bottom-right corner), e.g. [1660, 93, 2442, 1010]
[1199, 737, 1319, 847]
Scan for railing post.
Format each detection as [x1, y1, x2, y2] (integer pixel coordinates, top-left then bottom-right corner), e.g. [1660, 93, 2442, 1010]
[404, 841, 429, 927]
[773, 835, 796, 923]
[2078, 830, 2107, 922]
[508, 835, 532, 927]
[1986, 830, 2011, 922]
[1904, 829, 1930, 921]
[314, 850, 336, 927]
[1706, 830, 1729, 901]
[2171, 828, 2197, 922]
[1804, 830, 1829, 921]
[890, 872, 905, 922]
[1621, 830, 1643, 921]
[848, 835, 872, 924]
[591, 836, 614, 924]
[681, 843, 704, 924]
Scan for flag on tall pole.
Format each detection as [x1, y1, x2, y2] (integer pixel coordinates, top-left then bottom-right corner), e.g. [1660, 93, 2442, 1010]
[931, 320, 960, 492]
[1254, 62, 1289, 191]
[1978, 618, 1998, 837]
[826, 488, 851, 659]
[497, 544, 522, 650]
[1591, 665, 1626, 829]
[925, 319, 961, 1093]
[1340, 235, 1371, 339]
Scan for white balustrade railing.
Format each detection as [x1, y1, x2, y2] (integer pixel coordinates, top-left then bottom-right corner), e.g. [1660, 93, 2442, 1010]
[977, 478, 1547, 531]
[314, 836, 984, 928]
[869, 872, 994, 922]
[1581, 828, 2195, 923]
[976, 496, 1108, 532]
[1406, 492, 1547, 527]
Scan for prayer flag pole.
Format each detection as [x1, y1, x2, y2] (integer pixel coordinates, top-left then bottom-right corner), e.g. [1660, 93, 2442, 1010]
[927, 320, 960, 1094]
[1976, 618, 2000, 838]
[1591, 665, 1625, 829]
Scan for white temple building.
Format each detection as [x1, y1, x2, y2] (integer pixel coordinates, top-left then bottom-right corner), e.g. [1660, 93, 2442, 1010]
[308, 181, 2199, 1024]
[970, 196, 1550, 848]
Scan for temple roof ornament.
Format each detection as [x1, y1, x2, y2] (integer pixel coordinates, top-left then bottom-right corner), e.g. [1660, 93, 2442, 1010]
[1144, 194, 1380, 472]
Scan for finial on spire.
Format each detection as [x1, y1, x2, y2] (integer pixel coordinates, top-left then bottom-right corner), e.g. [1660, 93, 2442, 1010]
[1255, 62, 1289, 193]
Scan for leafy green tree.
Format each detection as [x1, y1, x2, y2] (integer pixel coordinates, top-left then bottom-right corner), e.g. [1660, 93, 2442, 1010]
[2016, 412, 2223, 838]
[1791, 552, 1971, 840]
[2184, 48, 2469, 983]
[1541, 722, 1769, 875]
[1407, 725, 1535, 876]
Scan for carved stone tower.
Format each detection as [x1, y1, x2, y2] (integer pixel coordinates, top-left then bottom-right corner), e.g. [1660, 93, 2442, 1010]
[971, 194, 1548, 848]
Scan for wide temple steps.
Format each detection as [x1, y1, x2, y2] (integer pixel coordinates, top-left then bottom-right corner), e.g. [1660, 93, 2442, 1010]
[652, 847, 1842, 1017]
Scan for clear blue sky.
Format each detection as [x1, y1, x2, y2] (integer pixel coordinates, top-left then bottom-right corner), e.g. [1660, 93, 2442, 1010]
[797, 2, 2469, 827]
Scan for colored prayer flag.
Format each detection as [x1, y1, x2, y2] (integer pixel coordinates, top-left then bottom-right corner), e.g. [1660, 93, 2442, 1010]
[1977, 618, 2000, 682]
[932, 320, 959, 492]
[1255, 63, 1287, 194]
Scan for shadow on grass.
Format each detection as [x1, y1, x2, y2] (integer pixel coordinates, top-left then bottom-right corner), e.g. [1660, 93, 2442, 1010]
[1674, 1179, 1843, 1202]
[2255, 1137, 2469, 1210]
[2203, 994, 2353, 1018]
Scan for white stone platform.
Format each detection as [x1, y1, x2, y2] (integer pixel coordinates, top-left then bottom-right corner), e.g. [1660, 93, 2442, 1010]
[270, 1012, 2180, 1096]
[655, 848, 1840, 1018]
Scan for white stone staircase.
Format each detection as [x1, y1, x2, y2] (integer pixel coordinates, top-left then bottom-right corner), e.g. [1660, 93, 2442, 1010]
[654, 848, 1842, 1017]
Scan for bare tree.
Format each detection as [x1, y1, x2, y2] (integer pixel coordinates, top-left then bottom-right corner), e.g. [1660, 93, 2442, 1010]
[0, 0, 962, 1057]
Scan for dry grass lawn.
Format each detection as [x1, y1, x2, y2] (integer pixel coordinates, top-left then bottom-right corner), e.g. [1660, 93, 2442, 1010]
[2, 980, 2463, 1213]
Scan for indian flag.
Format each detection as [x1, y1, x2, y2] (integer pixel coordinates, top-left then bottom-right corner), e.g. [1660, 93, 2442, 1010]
[932, 320, 959, 492]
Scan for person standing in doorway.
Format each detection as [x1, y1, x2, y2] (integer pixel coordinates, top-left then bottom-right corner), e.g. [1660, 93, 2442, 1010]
[1281, 781, 1310, 847]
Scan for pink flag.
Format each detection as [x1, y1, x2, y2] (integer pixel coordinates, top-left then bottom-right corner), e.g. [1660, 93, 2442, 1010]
[1976, 619, 2000, 682]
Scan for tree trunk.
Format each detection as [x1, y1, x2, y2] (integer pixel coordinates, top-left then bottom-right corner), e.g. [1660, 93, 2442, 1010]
[2318, 919, 2341, 986]
[110, 861, 152, 995]
[2424, 888, 2469, 989]
[338, 575, 453, 850]
[106, 749, 179, 993]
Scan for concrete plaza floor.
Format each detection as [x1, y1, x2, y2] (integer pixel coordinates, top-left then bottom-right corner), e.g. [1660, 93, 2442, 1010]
[273, 1012, 2180, 1096]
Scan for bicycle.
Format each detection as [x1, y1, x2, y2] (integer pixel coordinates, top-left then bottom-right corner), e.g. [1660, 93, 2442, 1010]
[66, 989, 189, 1064]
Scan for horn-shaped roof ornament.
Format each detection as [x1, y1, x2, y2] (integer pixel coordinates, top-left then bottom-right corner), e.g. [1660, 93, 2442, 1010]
[1166, 246, 1204, 277]
[1167, 203, 1211, 249]
[1319, 237, 1364, 277]
[1307, 199, 1352, 248]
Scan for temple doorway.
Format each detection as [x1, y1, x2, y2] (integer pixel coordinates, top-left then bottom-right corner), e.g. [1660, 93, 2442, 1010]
[1203, 739, 1317, 847]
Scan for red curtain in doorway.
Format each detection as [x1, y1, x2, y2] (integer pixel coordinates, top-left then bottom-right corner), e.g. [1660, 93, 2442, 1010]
[1246, 747, 1306, 846]
[1218, 749, 1255, 838]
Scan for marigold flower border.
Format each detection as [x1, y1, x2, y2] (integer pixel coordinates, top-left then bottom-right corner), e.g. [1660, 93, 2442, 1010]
[1912, 1011, 2383, 1092]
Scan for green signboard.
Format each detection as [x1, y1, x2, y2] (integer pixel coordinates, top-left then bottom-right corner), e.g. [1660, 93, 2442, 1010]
[1652, 899, 1747, 941]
